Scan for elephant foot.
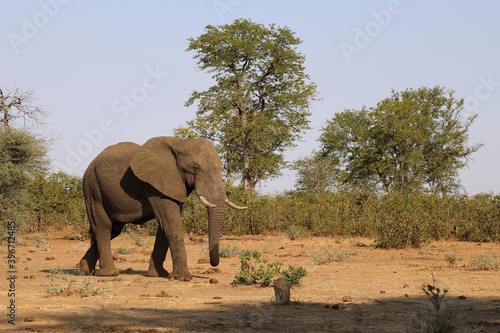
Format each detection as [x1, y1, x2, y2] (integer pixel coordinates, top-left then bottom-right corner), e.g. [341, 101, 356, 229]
[79, 259, 95, 275]
[169, 271, 192, 282]
[97, 267, 120, 276]
[146, 268, 170, 278]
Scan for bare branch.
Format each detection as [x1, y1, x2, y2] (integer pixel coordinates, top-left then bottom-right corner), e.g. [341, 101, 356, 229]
[0, 82, 49, 131]
[254, 82, 271, 113]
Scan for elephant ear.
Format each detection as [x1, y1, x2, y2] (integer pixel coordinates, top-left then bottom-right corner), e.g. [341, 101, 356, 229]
[129, 137, 186, 203]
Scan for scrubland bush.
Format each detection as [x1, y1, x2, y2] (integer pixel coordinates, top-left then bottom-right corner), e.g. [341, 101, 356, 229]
[183, 189, 499, 248]
[7, 177, 499, 249]
[26, 172, 86, 234]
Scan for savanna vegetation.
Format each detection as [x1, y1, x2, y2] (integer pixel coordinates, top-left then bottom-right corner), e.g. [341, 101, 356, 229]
[1, 20, 498, 251]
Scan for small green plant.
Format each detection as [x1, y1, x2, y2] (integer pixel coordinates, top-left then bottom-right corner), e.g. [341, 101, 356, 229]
[444, 252, 460, 267]
[239, 248, 262, 258]
[468, 254, 499, 271]
[45, 266, 110, 297]
[280, 225, 305, 240]
[416, 275, 465, 333]
[281, 266, 308, 287]
[232, 251, 306, 287]
[113, 246, 132, 255]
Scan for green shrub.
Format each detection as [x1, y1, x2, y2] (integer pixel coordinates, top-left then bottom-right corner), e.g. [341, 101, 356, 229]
[280, 225, 306, 240]
[18, 175, 499, 250]
[26, 172, 86, 234]
[456, 193, 500, 242]
[180, 187, 499, 248]
[375, 193, 427, 249]
[280, 265, 308, 287]
[444, 252, 460, 267]
[232, 250, 307, 287]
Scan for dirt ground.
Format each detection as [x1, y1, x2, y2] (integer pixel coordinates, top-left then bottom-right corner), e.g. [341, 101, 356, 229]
[2, 230, 500, 333]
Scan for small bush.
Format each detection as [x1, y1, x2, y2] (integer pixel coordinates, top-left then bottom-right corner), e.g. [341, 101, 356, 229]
[113, 246, 132, 255]
[416, 277, 465, 333]
[124, 225, 147, 247]
[280, 225, 306, 240]
[311, 251, 350, 264]
[311, 252, 331, 265]
[468, 254, 499, 271]
[444, 252, 460, 267]
[219, 245, 243, 258]
[45, 266, 110, 297]
[31, 234, 49, 251]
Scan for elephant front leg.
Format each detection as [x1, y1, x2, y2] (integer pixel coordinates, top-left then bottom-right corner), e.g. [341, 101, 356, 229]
[166, 231, 192, 281]
[148, 194, 192, 281]
[146, 226, 170, 277]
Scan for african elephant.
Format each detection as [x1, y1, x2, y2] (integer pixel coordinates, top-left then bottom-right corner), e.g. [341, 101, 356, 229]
[79, 136, 246, 280]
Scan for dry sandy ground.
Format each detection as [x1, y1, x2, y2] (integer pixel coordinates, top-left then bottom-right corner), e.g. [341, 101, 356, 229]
[2, 231, 500, 332]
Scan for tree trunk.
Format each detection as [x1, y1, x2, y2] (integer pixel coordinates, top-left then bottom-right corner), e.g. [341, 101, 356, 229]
[239, 105, 255, 194]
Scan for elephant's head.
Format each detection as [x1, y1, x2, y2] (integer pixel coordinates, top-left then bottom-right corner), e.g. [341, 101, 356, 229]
[129, 136, 246, 266]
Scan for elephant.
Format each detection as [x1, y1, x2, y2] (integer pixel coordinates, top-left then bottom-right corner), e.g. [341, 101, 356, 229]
[79, 136, 246, 280]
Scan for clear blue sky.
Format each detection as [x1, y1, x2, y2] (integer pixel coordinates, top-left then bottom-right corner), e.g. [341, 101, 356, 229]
[1, 0, 499, 194]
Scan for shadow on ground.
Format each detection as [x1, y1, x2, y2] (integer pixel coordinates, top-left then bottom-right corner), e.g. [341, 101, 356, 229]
[10, 297, 500, 333]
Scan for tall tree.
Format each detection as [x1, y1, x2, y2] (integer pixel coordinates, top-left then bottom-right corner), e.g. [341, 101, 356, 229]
[0, 83, 51, 230]
[319, 87, 482, 194]
[175, 18, 318, 193]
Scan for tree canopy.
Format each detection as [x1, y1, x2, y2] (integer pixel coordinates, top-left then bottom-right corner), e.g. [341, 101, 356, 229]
[0, 128, 49, 224]
[317, 87, 482, 194]
[291, 152, 337, 194]
[175, 18, 318, 192]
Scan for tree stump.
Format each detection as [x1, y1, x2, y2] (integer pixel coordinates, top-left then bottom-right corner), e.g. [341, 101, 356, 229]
[273, 278, 290, 305]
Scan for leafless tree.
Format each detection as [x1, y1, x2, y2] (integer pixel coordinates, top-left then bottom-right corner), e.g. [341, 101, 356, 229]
[0, 82, 49, 131]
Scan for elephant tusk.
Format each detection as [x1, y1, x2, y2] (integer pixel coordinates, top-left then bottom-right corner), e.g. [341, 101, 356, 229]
[225, 198, 247, 210]
[199, 195, 217, 208]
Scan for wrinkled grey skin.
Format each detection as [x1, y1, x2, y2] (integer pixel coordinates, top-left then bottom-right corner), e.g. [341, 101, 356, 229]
[79, 136, 244, 280]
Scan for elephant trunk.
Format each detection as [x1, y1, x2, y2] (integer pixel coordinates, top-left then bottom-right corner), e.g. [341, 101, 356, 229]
[207, 202, 225, 267]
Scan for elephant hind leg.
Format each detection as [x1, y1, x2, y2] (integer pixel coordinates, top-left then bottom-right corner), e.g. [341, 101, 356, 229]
[80, 231, 99, 275]
[80, 226, 123, 276]
[83, 202, 119, 277]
